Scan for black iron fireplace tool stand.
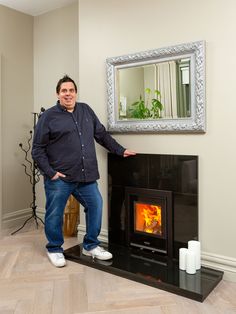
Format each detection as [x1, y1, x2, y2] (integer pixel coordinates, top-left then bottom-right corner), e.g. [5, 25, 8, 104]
[11, 109, 45, 235]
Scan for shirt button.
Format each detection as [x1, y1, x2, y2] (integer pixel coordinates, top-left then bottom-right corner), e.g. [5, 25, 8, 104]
[75, 121, 78, 124]
[79, 132, 81, 135]
[82, 156, 85, 159]
[82, 168, 84, 172]
[82, 144, 84, 147]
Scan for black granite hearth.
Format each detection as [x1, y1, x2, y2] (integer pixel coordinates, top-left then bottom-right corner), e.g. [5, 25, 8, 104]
[64, 243, 223, 302]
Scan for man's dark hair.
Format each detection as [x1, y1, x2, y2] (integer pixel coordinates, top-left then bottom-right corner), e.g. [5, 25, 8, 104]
[56, 75, 77, 94]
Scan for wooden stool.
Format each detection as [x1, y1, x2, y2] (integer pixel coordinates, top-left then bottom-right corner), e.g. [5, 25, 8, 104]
[63, 195, 80, 237]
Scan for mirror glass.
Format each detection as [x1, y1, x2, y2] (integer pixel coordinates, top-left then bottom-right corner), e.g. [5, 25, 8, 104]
[106, 41, 205, 133]
[118, 58, 191, 121]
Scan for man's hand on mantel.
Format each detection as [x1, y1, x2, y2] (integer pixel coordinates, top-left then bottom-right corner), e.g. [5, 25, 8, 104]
[123, 150, 136, 157]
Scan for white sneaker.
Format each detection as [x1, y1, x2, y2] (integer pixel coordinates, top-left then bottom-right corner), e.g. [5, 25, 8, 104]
[47, 252, 66, 267]
[82, 246, 113, 260]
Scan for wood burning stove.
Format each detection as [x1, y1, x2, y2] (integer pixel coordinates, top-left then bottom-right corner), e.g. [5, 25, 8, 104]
[108, 153, 198, 259]
[125, 187, 173, 258]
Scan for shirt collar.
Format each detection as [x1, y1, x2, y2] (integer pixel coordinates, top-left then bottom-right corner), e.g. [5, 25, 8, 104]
[56, 101, 77, 112]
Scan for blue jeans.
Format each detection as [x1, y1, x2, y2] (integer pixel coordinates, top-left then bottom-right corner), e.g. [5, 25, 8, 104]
[44, 178, 102, 253]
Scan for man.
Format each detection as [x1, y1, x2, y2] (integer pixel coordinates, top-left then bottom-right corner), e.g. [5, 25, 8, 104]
[32, 75, 135, 267]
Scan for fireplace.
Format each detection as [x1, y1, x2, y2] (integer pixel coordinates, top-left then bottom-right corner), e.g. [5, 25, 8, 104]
[125, 187, 173, 258]
[108, 153, 199, 259]
[64, 153, 223, 302]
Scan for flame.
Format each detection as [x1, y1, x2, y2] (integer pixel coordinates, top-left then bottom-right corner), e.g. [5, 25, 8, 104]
[135, 203, 162, 235]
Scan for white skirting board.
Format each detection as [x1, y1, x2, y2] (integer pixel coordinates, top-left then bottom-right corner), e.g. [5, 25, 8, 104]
[2, 207, 45, 230]
[201, 252, 236, 282]
[77, 223, 108, 243]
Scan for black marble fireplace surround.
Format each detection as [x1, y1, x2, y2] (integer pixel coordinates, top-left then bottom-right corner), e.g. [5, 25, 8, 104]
[65, 153, 223, 302]
[108, 153, 198, 258]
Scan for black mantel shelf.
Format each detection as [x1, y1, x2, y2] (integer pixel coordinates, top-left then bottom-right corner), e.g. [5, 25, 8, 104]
[64, 243, 223, 303]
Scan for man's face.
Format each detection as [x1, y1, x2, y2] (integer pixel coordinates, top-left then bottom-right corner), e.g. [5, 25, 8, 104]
[57, 82, 77, 111]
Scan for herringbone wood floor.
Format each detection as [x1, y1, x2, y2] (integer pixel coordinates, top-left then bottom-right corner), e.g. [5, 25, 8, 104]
[0, 223, 235, 314]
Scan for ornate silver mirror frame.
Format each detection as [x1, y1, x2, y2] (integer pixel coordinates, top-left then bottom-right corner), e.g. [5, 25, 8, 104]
[106, 41, 205, 133]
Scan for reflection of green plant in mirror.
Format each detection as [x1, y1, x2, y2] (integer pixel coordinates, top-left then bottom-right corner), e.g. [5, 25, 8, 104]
[128, 88, 164, 119]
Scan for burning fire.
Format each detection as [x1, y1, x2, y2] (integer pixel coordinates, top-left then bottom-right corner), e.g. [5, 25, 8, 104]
[135, 203, 162, 235]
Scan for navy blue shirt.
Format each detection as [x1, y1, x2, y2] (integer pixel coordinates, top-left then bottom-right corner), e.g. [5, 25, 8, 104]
[32, 102, 125, 182]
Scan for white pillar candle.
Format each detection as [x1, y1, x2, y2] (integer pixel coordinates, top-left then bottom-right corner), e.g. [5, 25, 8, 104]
[188, 240, 201, 270]
[186, 250, 196, 274]
[179, 248, 188, 270]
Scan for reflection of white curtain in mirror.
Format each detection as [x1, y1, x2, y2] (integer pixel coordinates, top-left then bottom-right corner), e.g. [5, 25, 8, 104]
[156, 61, 177, 119]
[144, 65, 156, 105]
[119, 96, 127, 116]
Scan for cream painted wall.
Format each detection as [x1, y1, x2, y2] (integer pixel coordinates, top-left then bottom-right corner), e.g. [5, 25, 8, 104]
[33, 2, 79, 209]
[34, 2, 79, 109]
[78, 0, 236, 263]
[0, 55, 2, 229]
[0, 6, 33, 222]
